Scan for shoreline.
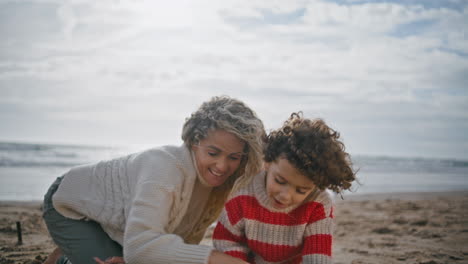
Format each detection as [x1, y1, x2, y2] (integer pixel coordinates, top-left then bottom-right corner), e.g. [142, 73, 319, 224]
[1, 191, 467, 264]
[3, 189, 468, 203]
[340, 190, 468, 201]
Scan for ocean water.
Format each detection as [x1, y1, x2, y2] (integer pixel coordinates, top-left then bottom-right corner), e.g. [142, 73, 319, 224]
[0, 142, 134, 201]
[0, 141, 467, 201]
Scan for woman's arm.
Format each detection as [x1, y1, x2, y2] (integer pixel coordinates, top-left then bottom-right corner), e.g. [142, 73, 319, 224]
[94, 251, 249, 264]
[123, 146, 217, 264]
[124, 181, 213, 264]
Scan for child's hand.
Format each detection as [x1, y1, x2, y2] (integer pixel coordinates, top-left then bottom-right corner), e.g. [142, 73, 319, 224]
[94, 256, 125, 264]
[209, 251, 250, 264]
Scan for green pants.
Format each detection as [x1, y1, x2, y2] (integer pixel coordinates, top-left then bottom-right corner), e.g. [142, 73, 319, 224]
[43, 177, 123, 264]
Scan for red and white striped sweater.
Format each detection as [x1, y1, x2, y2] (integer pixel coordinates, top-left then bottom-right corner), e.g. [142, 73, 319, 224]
[213, 171, 334, 264]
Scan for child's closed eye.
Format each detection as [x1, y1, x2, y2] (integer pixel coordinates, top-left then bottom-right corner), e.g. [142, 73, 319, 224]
[296, 188, 307, 195]
[274, 178, 286, 185]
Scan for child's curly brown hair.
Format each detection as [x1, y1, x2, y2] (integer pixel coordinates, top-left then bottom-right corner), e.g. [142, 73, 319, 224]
[264, 112, 356, 194]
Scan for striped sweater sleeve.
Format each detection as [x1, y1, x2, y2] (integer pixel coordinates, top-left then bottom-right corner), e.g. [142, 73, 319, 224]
[301, 194, 334, 263]
[212, 196, 250, 262]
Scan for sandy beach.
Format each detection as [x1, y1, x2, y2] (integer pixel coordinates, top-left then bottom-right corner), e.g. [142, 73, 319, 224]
[1, 191, 467, 264]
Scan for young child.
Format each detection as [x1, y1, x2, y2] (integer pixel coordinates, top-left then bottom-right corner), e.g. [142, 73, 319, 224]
[212, 112, 356, 264]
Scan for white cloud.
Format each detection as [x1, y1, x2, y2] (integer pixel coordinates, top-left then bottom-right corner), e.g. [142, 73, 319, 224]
[0, 0, 467, 159]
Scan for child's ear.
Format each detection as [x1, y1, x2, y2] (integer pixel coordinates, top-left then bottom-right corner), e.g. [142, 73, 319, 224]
[263, 162, 270, 171]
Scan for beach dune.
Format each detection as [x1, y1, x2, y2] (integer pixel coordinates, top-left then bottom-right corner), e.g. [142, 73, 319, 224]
[1, 192, 467, 264]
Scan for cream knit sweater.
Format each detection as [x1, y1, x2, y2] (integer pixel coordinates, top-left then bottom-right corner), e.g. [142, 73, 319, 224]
[52, 144, 214, 264]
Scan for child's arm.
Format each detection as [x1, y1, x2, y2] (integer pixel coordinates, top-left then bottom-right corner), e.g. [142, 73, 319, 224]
[208, 250, 250, 264]
[212, 199, 250, 262]
[301, 195, 334, 263]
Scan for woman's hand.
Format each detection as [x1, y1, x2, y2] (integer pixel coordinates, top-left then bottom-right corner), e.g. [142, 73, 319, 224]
[208, 250, 250, 264]
[94, 256, 125, 264]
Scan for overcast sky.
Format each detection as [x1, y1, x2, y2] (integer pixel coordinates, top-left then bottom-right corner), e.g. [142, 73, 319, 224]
[1, 0, 467, 160]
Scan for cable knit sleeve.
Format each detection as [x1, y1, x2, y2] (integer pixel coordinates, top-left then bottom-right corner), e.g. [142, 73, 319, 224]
[124, 180, 213, 264]
[123, 146, 213, 264]
[301, 192, 334, 264]
[212, 197, 249, 262]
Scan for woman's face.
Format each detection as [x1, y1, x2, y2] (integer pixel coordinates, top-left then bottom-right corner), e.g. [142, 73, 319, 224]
[192, 129, 246, 187]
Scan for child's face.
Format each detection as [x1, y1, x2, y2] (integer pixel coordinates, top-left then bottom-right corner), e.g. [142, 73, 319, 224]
[265, 158, 317, 209]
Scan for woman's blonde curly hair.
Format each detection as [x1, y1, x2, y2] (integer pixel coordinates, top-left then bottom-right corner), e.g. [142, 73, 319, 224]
[264, 112, 356, 194]
[181, 95, 265, 243]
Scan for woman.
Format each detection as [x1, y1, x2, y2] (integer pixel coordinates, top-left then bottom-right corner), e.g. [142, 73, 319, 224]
[42, 96, 265, 264]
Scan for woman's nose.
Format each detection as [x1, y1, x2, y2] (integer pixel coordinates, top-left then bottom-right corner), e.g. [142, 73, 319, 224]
[215, 157, 228, 173]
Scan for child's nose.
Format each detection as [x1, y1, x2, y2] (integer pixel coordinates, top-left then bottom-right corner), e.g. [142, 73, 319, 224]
[278, 186, 292, 202]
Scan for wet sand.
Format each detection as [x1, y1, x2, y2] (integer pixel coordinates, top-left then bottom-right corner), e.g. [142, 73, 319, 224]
[1, 191, 467, 264]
